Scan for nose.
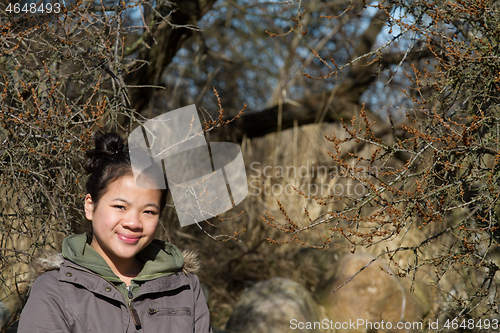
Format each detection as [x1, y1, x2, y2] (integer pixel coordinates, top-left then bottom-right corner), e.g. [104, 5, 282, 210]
[121, 211, 142, 230]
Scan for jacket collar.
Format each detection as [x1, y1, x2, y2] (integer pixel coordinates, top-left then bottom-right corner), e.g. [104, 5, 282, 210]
[33, 234, 201, 278]
[62, 233, 120, 282]
[61, 234, 184, 282]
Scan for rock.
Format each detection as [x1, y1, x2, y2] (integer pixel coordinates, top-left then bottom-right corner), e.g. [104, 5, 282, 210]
[292, 247, 341, 292]
[315, 253, 428, 333]
[226, 277, 333, 333]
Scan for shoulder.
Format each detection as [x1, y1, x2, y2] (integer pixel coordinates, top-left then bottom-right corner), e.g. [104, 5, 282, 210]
[30, 250, 65, 289]
[27, 251, 65, 294]
[23, 267, 65, 313]
[29, 255, 68, 299]
[32, 251, 64, 277]
[28, 269, 61, 301]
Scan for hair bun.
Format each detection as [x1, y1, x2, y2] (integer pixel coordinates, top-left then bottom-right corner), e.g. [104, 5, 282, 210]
[84, 131, 127, 173]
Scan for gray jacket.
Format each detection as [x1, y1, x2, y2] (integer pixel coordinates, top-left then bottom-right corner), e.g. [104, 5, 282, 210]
[17, 254, 212, 333]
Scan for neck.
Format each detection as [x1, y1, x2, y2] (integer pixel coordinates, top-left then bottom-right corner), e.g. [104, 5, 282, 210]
[108, 256, 142, 279]
[90, 240, 142, 281]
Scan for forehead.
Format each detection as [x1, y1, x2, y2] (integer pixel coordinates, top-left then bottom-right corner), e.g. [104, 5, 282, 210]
[103, 175, 161, 203]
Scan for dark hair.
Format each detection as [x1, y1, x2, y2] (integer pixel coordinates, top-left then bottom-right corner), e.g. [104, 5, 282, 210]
[84, 131, 168, 242]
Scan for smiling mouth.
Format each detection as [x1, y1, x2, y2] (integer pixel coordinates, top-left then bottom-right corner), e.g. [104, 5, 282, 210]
[117, 234, 140, 244]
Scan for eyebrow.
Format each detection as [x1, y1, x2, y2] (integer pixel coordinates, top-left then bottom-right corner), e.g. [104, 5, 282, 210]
[113, 198, 159, 209]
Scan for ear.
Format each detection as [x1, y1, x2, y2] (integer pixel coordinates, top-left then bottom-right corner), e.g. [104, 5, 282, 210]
[84, 194, 94, 220]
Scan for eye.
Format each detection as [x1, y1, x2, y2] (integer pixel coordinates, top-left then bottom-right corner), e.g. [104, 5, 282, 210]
[144, 210, 158, 215]
[113, 205, 125, 210]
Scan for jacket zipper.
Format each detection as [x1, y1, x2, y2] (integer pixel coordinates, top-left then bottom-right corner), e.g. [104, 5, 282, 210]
[148, 308, 191, 316]
[128, 303, 141, 327]
[66, 264, 142, 327]
[127, 290, 142, 327]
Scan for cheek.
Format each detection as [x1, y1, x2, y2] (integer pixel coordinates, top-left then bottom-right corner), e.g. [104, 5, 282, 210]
[146, 219, 159, 235]
[91, 212, 115, 234]
[91, 221, 106, 236]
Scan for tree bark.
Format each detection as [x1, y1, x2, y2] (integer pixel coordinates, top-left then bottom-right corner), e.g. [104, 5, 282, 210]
[125, 0, 217, 113]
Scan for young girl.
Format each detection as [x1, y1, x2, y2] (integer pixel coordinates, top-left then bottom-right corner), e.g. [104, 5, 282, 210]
[18, 132, 212, 333]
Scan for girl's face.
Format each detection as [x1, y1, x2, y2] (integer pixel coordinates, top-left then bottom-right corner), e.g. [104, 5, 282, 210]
[84, 174, 161, 265]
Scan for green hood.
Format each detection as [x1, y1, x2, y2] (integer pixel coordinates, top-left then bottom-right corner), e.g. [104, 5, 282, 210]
[61, 233, 184, 299]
